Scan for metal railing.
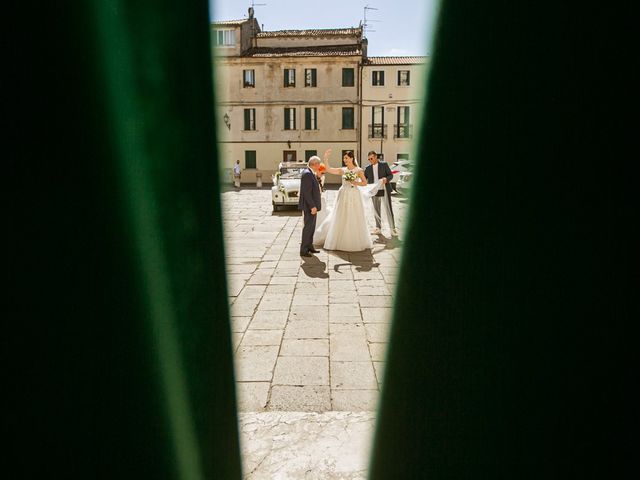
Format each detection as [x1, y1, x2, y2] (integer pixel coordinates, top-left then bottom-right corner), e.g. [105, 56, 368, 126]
[393, 124, 413, 139]
[368, 124, 387, 139]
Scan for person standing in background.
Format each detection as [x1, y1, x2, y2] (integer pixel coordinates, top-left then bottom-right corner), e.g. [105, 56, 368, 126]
[233, 160, 241, 189]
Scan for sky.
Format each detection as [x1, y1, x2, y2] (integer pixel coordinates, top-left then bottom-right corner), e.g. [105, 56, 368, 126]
[209, 0, 439, 56]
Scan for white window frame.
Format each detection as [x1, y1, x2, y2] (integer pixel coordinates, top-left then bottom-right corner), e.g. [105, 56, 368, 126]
[372, 70, 385, 87]
[215, 29, 236, 47]
[243, 69, 255, 88]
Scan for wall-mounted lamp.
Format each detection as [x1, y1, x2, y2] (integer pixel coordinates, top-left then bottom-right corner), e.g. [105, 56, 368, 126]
[223, 113, 230, 130]
[287, 140, 291, 148]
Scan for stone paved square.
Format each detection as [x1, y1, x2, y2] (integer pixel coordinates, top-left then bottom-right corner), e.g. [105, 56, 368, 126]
[223, 188, 407, 412]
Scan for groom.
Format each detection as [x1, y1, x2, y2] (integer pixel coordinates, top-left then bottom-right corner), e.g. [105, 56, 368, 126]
[298, 156, 322, 257]
[364, 151, 398, 236]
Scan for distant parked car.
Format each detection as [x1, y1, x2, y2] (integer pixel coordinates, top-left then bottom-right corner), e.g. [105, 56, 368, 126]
[271, 161, 307, 212]
[390, 160, 413, 192]
[395, 170, 413, 195]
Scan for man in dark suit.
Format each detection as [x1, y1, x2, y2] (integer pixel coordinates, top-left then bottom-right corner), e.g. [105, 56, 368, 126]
[298, 156, 322, 256]
[364, 151, 398, 236]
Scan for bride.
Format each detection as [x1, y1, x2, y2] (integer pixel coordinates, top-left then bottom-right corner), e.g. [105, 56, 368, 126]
[314, 149, 380, 252]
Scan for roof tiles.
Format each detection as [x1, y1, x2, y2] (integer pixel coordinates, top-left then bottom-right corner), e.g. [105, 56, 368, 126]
[245, 45, 362, 58]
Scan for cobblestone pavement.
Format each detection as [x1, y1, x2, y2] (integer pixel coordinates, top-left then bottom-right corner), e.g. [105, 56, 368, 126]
[223, 187, 409, 413]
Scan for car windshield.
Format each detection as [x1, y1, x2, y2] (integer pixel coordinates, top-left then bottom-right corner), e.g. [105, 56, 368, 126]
[280, 167, 305, 178]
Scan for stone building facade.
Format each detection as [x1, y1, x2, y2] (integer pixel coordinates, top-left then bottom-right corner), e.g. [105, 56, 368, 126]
[212, 10, 428, 184]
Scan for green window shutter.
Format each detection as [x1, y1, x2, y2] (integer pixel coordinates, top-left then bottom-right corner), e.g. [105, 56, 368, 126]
[245, 150, 256, 169]
[244, 109, 250, 130]
[342, 107, 354, 129]
[305, 108, 311, 130]
[312, 68, 317, 86]
[284, 69, 289, 87]
[284, 108, 290, 129]
[342, 68, 354, 87]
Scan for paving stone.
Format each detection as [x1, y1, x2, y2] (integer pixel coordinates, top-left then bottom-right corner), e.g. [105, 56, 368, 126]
[292, 293, 329, 306]
[265, 284, 295, 295]
[241, 329, 284, 346]
[329, 280, 357, 292]
[295, 281, 328, 294]
[368, 343, 388, 362]
[329, 322, 365, 334]
[267, 386, 331, 411]
[231, 298, 259, 317]
[329, 303, 361, 319]
[358, 295, 393, 307]
[231, 316, 251, 333]
[226, 264, 258, 274]
[332, 390, 379, 411]
[277, 260, 301, 270]
[289, 305, 328, 322]
[232, 332, 243, 352]
[364, 323, 390, 343]
[273, 357, 329, 386]
[330, 332, 371, 361]
[236, 285, 267, 299]
[331, 361, 378, 390]
[284, 320, 328, 339]
[269, 276, 297, 285]
[257, 293, 293, 311]
[249, 310, 289, 330]
[235, 346, 279, 382]
[280, 339, 329, 357]
[246, 273, 273, 285]
[236, 382, 270, 411]
[361, 307, 392, 323]
[373, 362, 385, 385]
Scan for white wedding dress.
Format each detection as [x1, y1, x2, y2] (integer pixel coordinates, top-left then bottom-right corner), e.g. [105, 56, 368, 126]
[314, 167, 374, 252]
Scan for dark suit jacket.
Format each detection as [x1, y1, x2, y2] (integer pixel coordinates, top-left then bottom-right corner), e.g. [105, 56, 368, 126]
[364, 162, 394, 197]
[298, 168, 321, 212]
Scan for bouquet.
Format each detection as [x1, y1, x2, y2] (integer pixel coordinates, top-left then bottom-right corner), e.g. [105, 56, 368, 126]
[318, 163, 327, 174]
[343, 171, 357, 182]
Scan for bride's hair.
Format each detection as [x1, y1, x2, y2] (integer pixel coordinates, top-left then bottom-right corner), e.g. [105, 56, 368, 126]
[344, 150, 358, 167]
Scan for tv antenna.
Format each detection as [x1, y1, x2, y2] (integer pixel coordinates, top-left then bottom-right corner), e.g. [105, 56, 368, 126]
[248, 1, 267, 18]
[363, 5, 380, 36]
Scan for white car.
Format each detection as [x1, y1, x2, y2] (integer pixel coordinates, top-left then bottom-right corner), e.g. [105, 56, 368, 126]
[395, 170, 413, 194]
[390, 160, 413, 191]
[271, 161, 307, 212]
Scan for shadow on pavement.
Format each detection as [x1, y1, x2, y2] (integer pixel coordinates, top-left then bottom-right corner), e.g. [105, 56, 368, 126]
[300, 256, 329, 279]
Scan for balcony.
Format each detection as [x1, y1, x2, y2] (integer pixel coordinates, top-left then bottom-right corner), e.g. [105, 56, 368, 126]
[368, 124, 387, 139]
[393, 124, 413, 139]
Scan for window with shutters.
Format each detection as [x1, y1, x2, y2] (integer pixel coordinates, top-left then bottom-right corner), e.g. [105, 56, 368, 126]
[304, 107, 317, 130]
[305, 150, 318, 161]
[243, 108, 255, 131]
[213, 29, 235, 46]
[245, 150, 256, 169]
[304, 68, 317, 87]
[372, 70, 385, 86]
[398, 70, 410, 86]
[342, 107, 354, 129]
[395, 106, 411, 138]
[243, 69, 255, 88]
[284, 68, 296, 87]
[284, 107, 296, 130]
[342, 68, 355, 87]
[370, 106, 385, 138]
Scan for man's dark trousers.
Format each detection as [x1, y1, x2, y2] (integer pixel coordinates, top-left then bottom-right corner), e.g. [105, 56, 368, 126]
[301, 209, 317, 254]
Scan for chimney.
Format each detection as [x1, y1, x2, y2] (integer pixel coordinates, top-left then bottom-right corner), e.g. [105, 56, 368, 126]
[362, 37, 368, 60]
[248, 6, 254, 19]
